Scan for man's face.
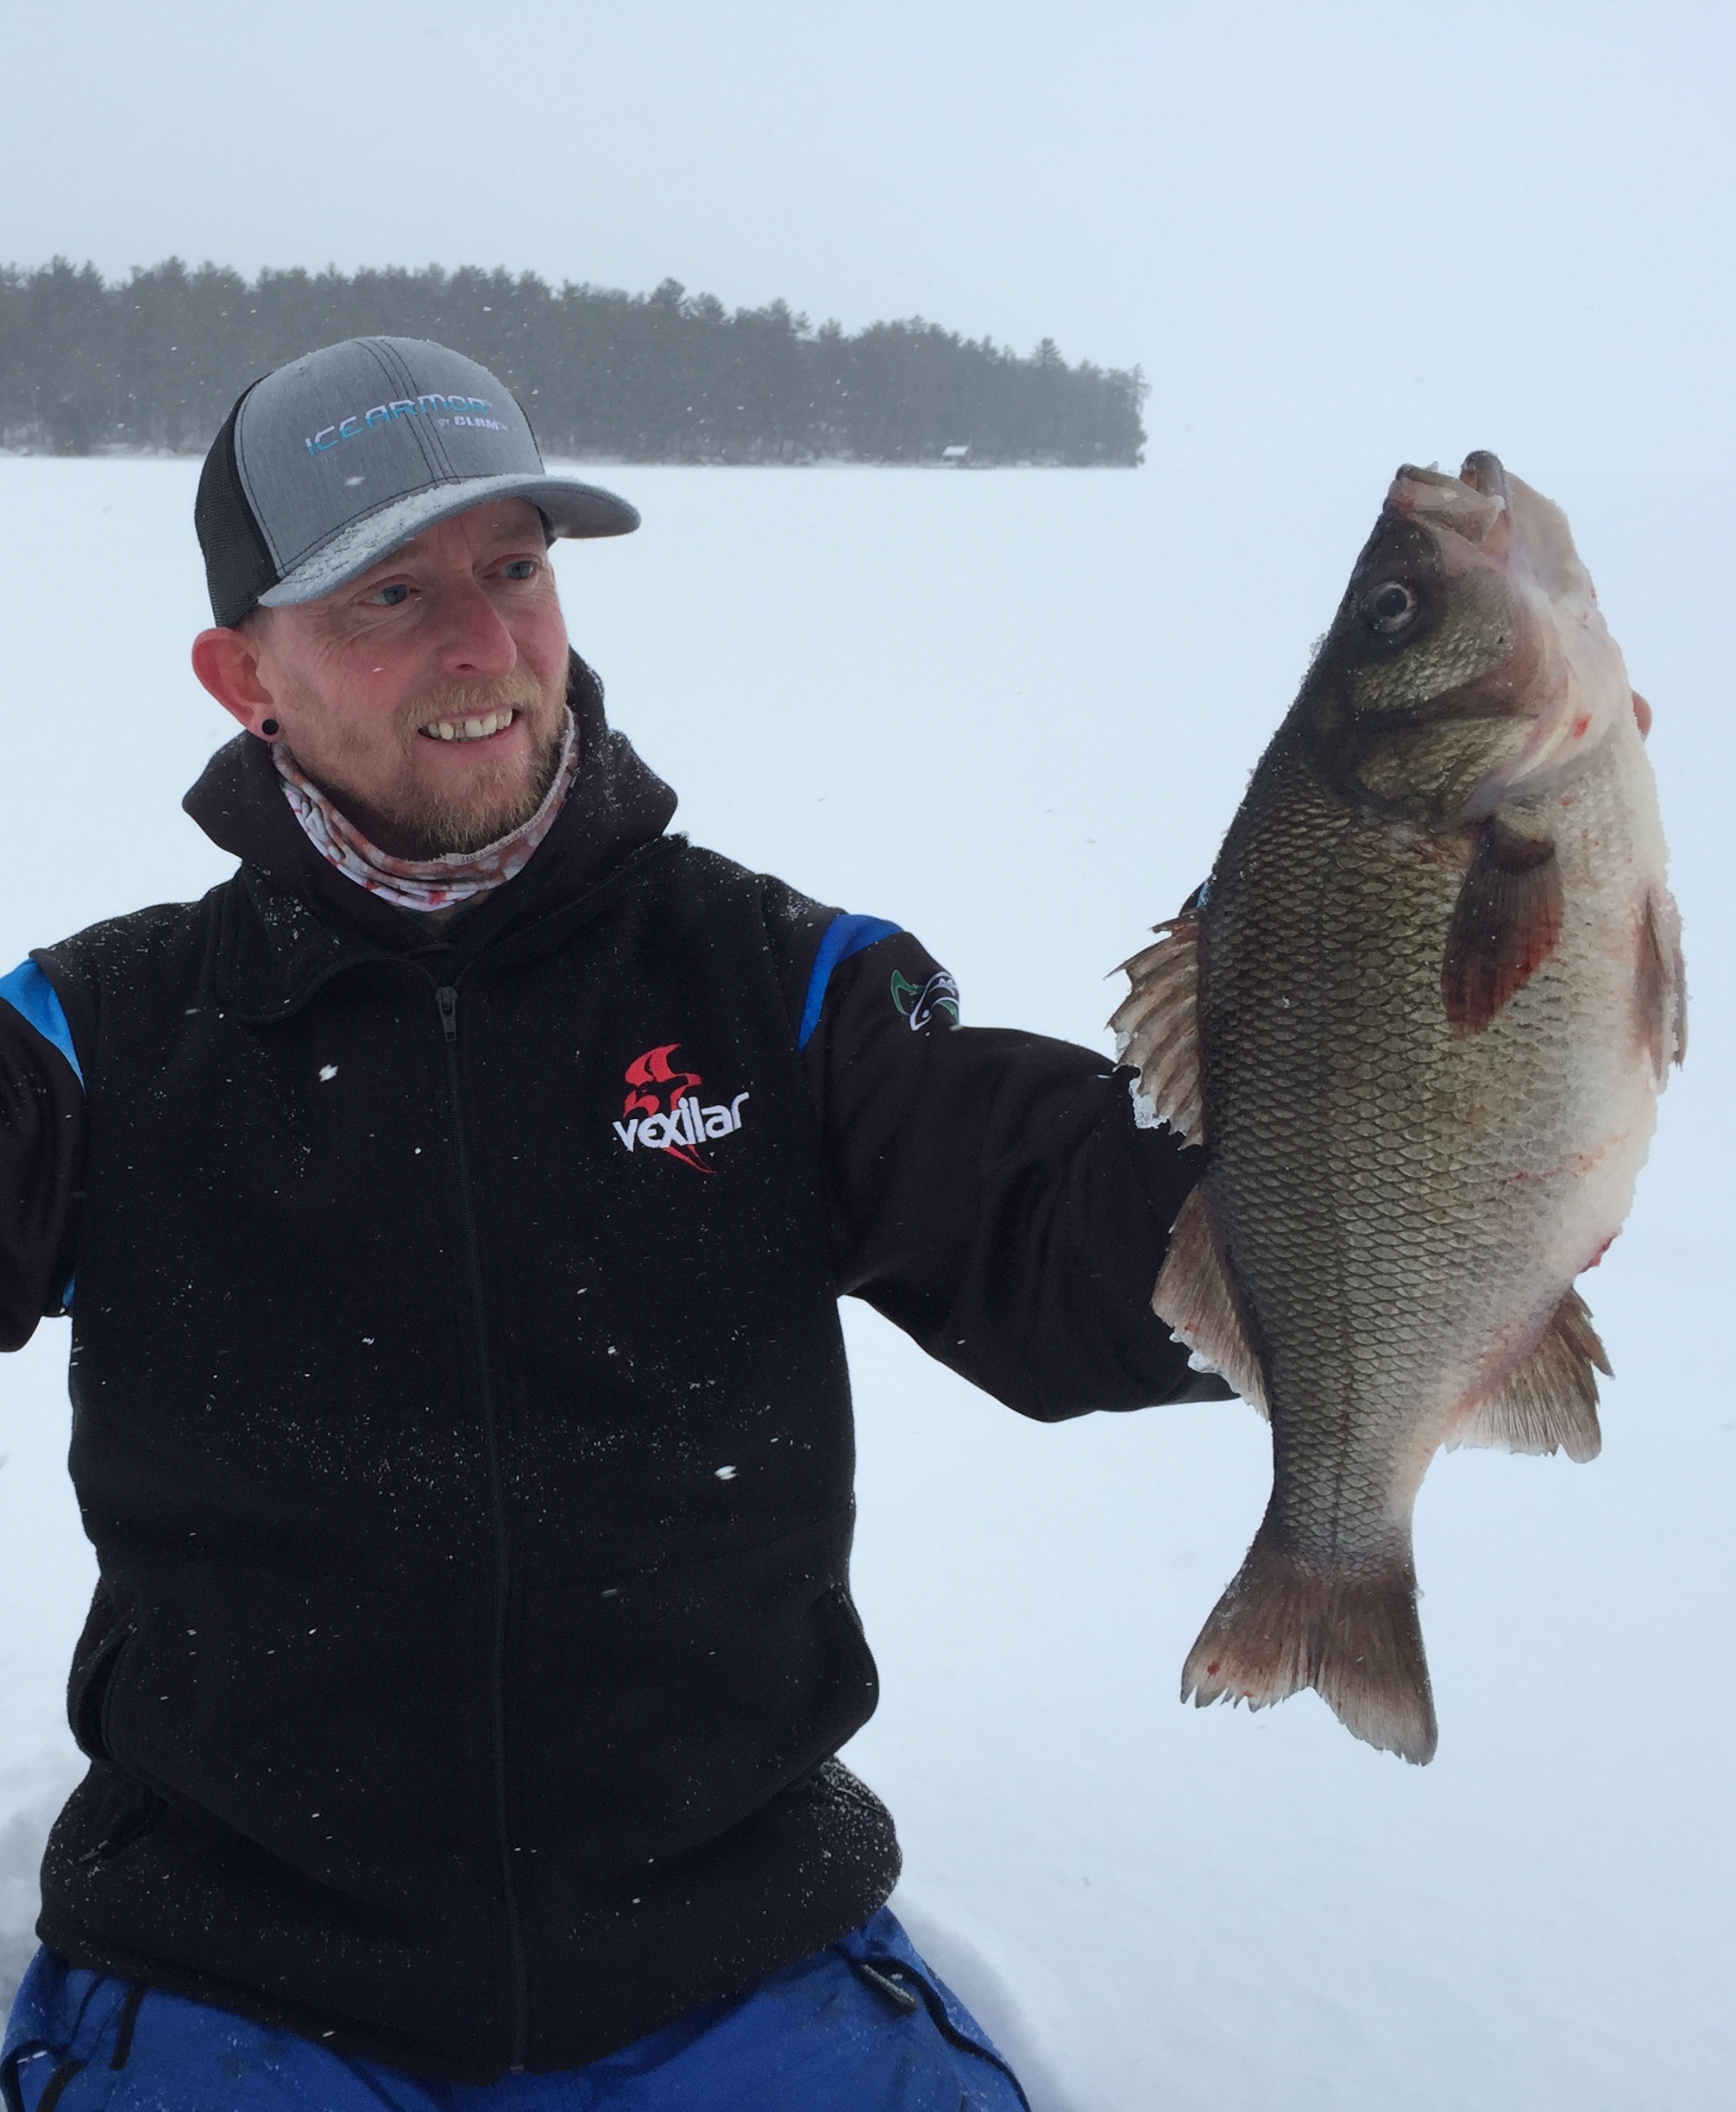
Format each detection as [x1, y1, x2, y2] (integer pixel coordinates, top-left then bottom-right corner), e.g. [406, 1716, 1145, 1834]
[207, 499, 572, 858]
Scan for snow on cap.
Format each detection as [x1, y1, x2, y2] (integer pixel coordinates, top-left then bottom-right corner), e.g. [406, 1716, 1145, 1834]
[195, 335, 638, 628]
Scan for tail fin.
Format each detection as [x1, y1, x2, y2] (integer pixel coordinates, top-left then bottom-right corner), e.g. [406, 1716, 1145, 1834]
[1180, 1523, 1437, 1763]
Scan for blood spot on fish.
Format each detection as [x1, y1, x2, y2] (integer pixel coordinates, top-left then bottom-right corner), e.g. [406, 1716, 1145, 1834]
[1571, 713, 1591, 739]
[1585, 1235, 1616, 1269]
[1205, 1660, 1222, 1676]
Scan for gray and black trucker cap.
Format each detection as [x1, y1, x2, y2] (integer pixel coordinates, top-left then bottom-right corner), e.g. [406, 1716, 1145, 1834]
[195, 336, 638, 627]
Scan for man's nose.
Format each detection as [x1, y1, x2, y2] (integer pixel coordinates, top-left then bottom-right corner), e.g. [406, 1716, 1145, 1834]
[435, 578, 519, 681]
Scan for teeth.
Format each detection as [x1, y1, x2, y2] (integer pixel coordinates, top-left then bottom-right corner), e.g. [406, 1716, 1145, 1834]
[421, 708, 514, 743]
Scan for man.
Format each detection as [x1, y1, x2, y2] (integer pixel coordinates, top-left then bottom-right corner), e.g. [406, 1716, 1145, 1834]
[0, 337, 1219, 2108]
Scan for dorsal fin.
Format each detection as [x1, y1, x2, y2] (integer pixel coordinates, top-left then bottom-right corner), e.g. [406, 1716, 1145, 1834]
[1152, 1186, 1267, 1414]
[1449, 1287, 1608, 1461]
[1110, 915, 1205, 1141]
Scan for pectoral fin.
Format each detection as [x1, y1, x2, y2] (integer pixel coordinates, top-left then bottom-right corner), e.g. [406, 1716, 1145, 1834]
[1152, 1186, 1267, 1413]
[1638, 887, 1688, 1076]
[1441, 815, 1563, 1034]
[1449, 1288, 1608, 1462]
[1110, 915, 1205, 1140]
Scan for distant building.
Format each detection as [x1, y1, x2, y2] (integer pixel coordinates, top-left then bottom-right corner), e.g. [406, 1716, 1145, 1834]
[940, 444, 970, 463]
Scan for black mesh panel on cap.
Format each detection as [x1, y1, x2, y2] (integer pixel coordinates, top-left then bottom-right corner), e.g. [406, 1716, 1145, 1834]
[195, 383, 279, 627]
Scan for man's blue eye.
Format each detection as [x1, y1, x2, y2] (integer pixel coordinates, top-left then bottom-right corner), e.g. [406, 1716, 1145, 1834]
[503, 560, 537, 581]
[374, 583, 410, 607]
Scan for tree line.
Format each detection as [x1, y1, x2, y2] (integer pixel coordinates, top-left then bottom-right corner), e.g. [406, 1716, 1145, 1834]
[0, 259, 1146, 466]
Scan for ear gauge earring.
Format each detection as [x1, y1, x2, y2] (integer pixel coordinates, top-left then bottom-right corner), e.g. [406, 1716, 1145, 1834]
[260, 719, 280, 739]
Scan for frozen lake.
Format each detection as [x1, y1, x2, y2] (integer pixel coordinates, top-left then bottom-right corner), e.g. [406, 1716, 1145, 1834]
[0, 452, 1730, 2110]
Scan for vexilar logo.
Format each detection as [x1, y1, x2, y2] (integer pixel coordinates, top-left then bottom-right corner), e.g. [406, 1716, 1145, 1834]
[613, 1045, 750, 1174]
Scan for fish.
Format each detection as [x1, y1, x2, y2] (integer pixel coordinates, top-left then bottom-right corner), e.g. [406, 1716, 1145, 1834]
[1110, 452, 1683, 1763]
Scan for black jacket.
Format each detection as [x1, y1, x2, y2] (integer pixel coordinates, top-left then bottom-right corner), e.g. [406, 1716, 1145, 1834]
[0, 657, 1217, 2082]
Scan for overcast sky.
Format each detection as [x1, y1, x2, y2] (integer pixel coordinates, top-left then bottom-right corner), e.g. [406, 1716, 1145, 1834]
[4, 2, 1733, 485]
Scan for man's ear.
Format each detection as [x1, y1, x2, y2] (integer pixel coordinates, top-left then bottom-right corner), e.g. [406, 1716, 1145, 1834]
[192, 625, 278, 737]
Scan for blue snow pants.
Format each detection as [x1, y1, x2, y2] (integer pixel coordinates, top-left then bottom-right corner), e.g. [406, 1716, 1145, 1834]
[2, 1908, 1028, 2111]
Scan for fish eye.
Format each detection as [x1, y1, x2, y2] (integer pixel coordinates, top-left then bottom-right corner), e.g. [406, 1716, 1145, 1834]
[1363, 581, 1419, 636]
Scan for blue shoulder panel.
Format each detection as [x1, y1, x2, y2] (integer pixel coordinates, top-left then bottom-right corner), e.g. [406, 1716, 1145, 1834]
[0, 959, 84, 1085]
[797, 914, 903, 1051]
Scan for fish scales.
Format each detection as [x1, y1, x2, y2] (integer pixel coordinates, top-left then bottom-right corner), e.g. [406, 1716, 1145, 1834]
[1115, 453, 1680, 1763]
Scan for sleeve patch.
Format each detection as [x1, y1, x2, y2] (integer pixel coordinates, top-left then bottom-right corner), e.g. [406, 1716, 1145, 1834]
[796, 914, 904, 1051]
[890, 968, 960, 1031]
[0, 959, 84, 1086]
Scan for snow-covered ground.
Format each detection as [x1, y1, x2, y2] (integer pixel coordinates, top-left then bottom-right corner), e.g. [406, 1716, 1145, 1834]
[1, 454, 1730, 2110]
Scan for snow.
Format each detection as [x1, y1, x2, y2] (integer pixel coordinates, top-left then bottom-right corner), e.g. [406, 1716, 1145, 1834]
[1, 455, 1732, 2109]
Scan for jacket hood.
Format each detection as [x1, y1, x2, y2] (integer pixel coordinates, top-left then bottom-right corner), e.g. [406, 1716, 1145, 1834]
[182, 652, 678, 952]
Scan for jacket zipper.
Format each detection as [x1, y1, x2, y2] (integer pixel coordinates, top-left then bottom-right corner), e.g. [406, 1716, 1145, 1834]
[435, 980, 531, 2069]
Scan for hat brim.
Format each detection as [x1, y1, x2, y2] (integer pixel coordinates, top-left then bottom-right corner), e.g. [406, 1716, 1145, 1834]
[257, 472, 639, 610]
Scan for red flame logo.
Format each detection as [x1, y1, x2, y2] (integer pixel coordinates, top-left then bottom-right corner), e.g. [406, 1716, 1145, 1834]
[623, 1043, 710, 1172]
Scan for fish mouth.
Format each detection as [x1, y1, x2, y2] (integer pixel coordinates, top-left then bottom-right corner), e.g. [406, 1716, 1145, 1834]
[1457, 449, 1510, 504]
[1387, 457, 1508, 550]
[1388, 449, 1577, 586]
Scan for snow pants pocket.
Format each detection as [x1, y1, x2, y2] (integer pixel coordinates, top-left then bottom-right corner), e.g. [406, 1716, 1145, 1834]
[2, 1952, 145, 2112]
[833, 1908, 1033, 2112]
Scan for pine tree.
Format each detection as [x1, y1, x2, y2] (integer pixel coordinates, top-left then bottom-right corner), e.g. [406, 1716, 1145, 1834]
[0, 259, 1147, 465]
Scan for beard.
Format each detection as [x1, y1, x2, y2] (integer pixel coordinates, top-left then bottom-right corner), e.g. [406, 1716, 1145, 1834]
[281, 670, 569, 858]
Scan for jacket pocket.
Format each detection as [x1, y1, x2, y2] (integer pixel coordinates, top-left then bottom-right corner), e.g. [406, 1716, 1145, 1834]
[821, 1582, 877, 1704]
[66, 1761, 165, 1868]
[68, 1609, 135, 1763]
[518, 1518, 880, 1866]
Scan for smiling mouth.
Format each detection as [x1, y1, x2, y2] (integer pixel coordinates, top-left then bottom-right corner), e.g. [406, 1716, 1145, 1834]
[418, 707, 518, 744]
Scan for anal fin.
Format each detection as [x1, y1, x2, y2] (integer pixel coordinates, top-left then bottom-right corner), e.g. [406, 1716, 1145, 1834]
[1450, 1287, 1608, 1462]
[1110, 914, 1204, 1141]
[1153, 1186, 1267, 1413]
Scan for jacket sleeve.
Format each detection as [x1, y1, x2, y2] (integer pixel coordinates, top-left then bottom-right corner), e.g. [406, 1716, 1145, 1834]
[798, 926, 1231, 1420]
[0, 961, 85, 1350]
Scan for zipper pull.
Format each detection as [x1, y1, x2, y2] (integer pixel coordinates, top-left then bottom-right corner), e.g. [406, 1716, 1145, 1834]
[847, 1956, 921, 2015]
[436, 986, 459, 1042]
